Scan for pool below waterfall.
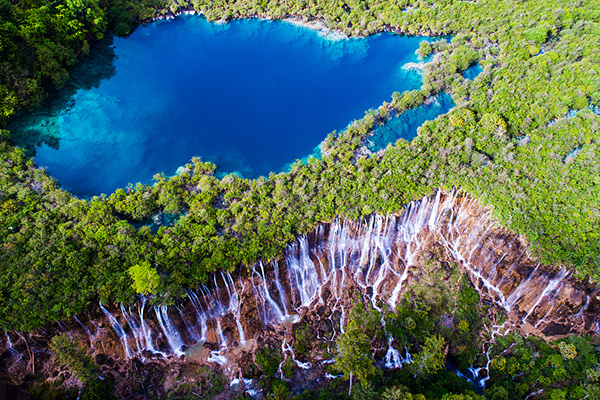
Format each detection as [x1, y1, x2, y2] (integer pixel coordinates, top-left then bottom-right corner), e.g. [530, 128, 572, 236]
[10, 15, 449, 197]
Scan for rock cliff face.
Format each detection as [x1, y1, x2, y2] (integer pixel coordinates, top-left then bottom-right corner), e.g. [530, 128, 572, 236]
[1, 190, 598, 397]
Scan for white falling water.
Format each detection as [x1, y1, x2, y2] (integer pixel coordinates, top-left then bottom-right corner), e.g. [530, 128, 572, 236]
[154, 305, 185, 357]
[74, 315, 95, 351]
[223, 271, 247, 345]
[384, 337, 412, 369]
[91, 190, 593, 387]
[4, 331, 14, 352]
[523, 268, 570, 323]
[100, 303, 133, 358]
[138, 298, 164, 356]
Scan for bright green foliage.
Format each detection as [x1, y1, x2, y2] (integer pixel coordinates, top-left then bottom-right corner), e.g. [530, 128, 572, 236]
[0, 0, 599, 336]
[0, 1, 599, 398]
[558, 341, 577, 360]
[409, 334, 446, 377]
[479, 113, 507, 136]
[418, 41, 432, 58]
[449, 109, 476, 128]
[490, 356, 506, 372]
[487, 334, 598, 399]
[128, 261, 160, 295]
[450, 45, 478, 72]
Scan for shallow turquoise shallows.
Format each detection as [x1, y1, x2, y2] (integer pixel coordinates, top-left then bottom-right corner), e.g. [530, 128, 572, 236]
[368, 93, 454, 153]
[463, 64, 483, 80]
[11, 15, 440, 197]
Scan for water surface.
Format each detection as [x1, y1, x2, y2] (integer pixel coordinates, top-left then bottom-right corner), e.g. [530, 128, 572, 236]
[463, 64, 483, 80]
[368, 93, 454, 152]
[11, 16, 437, 197]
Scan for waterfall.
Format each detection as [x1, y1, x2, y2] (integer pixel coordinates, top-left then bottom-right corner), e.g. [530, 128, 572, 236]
[384, 337, 411, 369]
[251, 262, 286, 324]
[5, 332, 12, 349]
[223, 271, 247, 345]
[100, 303, 133, 358]
[186, 290, 208, 341]
[89, 190, 595, 384]
[138, 298, 164, 356]
[74, 315, 95, 351]
[154, 305, 184, 356]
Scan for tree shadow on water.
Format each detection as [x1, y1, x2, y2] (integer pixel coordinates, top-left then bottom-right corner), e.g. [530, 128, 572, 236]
[7, 36, 117, 154]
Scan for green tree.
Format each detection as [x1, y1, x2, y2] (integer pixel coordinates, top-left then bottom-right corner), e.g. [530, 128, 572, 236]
[128, 261, 160, 295]
[409, 334, 446, 377]
[352, 381, 378, 400]
[558, 342, 577, 360]
[50, 333, 98, 384]
[450, 45, 478, 71]
[418, 41, 432, 58]
[583, 366, 600, 400]
[382, 386, 426, 400]
[335, 309, 377, 395]
[268, 380, 290, 400]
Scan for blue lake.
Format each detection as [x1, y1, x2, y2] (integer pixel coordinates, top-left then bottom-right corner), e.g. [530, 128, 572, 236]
[11, 16, 441, 197]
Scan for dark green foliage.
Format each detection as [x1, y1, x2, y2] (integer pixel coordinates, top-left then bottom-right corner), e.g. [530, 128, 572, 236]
[294, 322, 311, 355]
[485, 334, 599, 399]
[80, 378, 117, 400]
[29, 384, 79, 400]
[335, 302, 380, 387]
[49, 333, 101, 386]
[0, 1, 598, 400]
[0, 0, 161, 125]
[281, 357, 295, 379]
[352, 381, 378, 400]
[268, 380, 290, 400]
[256, 345, 282, 379]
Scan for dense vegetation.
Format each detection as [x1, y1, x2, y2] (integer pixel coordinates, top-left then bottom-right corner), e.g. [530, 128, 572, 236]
[0, 0, 599, 343]
[318, 267, 600, 400]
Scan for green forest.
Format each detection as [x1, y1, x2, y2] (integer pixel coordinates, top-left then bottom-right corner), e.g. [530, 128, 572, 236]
[1, 0, 600, 397]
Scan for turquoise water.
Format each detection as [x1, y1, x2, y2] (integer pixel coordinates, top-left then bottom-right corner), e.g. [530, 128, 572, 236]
[463, 64, 483, 80]
[11, 16, 440, 197]
[367, 93, 454, 152]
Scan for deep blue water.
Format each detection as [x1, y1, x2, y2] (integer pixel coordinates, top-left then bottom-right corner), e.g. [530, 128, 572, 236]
[11, 16, 440, 197]
[368, 93, 454, 152]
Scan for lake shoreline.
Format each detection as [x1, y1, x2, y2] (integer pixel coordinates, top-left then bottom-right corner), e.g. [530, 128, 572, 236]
[141, 4, 446, 39]
[12, 13, 433, 197]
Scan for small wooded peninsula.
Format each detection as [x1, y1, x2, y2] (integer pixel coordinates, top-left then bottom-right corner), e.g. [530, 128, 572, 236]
[1, 1, 599, 399]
